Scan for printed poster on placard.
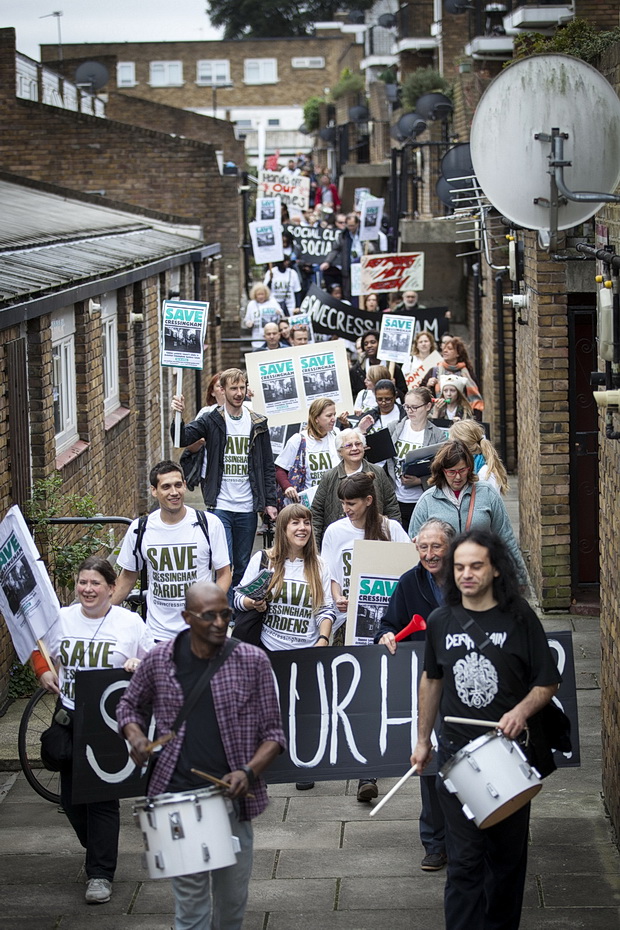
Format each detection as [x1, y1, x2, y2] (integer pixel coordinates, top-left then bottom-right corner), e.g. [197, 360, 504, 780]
[359, 197, 384, 242]
[249, 219, 284, 264]
[354, 187, 371, 210]
[361, 252, 425, 293]
[259, 170, 310, 211]
[289, 310, 314, 341]
[378, 314, 416, 364]
[346, 540, 418, 646]
[160, 300, 209, 370]
[256, 196, 280, 221]
[246, 341, 353, 427]
[0, 506, 61, 663]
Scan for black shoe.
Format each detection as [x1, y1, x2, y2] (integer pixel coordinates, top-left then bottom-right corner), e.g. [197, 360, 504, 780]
[421, 852, 447, 871]
[357, 778, 378, 802]
[295, 781, 315, 790]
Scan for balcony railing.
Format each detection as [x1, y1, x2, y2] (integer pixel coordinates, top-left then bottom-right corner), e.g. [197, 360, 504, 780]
[16, 54, 106, 117]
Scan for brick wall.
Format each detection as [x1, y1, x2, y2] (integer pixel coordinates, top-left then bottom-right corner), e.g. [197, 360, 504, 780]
[575, 1, 620, 28]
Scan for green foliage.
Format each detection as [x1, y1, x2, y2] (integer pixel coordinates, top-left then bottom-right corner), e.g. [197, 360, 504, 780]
[378, 67, 398, 84]
[331, 69, 365, 101]
[513, 19, 620, 63]
[8, 661, 38, 699]
[207, 0, 374, 40]
[303, 95, 323, 132]
[401, 67, 452, 111]
[25, 473, 110, 598]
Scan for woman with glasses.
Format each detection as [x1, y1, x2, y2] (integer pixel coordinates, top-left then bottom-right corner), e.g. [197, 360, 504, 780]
[382, 387, 448, 529]
[358, 379, 406, 432]
[310, 427, 401, 546]
[410, 440, 527, 584]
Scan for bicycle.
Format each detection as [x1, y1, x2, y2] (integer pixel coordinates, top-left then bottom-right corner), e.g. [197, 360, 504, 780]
[17, 687, 61, 804]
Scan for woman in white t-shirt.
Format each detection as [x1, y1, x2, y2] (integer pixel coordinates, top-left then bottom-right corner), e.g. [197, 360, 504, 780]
[243, 283, 283, 349]
[32, 556, 153, 906]
[401, 330, 440, 390]
[275, 398, 340, 507]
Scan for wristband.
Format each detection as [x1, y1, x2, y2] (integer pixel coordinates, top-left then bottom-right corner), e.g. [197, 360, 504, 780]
[318, 634, 330, 644]
[240, 764, 255, 783]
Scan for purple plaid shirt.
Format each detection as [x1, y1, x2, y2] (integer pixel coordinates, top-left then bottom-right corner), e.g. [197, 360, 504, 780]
[116, 635, 286, 820]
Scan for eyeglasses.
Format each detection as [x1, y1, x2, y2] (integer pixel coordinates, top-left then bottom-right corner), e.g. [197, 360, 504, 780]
[404, 403, 428, 413]
[185, 608, 233, 624]
[443, 466, 469, 478]
[342, 442, 365, 450]
[376, 396, 394, 404]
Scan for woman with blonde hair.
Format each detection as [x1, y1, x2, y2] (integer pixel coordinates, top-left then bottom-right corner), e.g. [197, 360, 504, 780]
[449, 420, 509, 495]
[275, 397, 340, 507]
[353, 364, 393, 415]
[243, 282, 283, 348]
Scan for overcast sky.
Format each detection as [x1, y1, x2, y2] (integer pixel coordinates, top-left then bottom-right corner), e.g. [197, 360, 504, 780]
[4, 0, 223, 60]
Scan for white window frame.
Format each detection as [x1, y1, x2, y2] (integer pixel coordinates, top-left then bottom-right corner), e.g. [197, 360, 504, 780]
[51, 307, 78, 452]
[101, 292, 120, 414]
[117, 62, 137, 87]
[196, 59, 231, 86]
[243, 58, 278, 85]
[291, 57, 325, 69]
[149, 61, 183, 87]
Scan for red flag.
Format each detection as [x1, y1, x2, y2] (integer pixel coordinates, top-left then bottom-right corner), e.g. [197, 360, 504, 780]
[265, 148, 281, 171]
[394, 614, 427, 641]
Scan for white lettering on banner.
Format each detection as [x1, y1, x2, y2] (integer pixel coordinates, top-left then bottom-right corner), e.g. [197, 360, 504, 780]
[330, 655, 367, 764]
[85, 680, 154, 784]
[446, 631, 507, 650]
[379, 651, 418, 755]
[288, 661, 329, 767]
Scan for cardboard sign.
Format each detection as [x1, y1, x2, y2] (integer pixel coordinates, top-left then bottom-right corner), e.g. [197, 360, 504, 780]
[160, 300, 208, 370]
[300, 284, 379, 342]
[378, 314, 416, 364]
[361, 253, 425, 293]
[259, 171, 310, 211]
[285, 224, 341, 262]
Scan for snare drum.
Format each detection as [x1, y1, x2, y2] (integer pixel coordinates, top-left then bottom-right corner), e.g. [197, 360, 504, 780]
[133, 787, 237, 879]
[439, 730, 542, 829]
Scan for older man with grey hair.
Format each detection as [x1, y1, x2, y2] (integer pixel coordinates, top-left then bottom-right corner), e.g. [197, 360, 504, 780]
[311, 427, 401, 546]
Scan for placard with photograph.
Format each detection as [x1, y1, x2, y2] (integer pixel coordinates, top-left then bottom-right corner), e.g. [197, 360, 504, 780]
[361, 252, 425, 293]
[378, 314, 416, 364]
[359, 197, 384, 242]
[256, 196, 280, 221]
[249, 219, 284, 265]
[160, 300, 209, 370]
[345, 540, 418, 646]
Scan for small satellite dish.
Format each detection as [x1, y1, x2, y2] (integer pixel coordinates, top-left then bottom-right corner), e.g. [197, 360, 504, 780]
[397, 112, 427, 139]
[346, 10, 366, 24]
[349, 105, 369, 122]
[436, 177, 457, 208]
[74, 61, 109, 92]
[416, 93, 453, 121]
[470, 54, 620, 241]
[444, 0, 470, 13]
[385, 83, 400, 104]
[441, 143, 474, 182]
[319, 126, 337, 144]
[390, 124, 406, 143]
[298, 123, 310, 135]
[378, 13, 397, 28]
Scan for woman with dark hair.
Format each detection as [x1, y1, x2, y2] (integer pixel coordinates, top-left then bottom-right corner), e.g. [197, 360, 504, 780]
[402, 330, 440, 390]
[425, 336, 484, 414]
[275, 397, 340, 507]
[32, 556, 153, 906]
[359, 378, 406, 432]
[410, 441, 527, 584]
[349, 330, 408, 399]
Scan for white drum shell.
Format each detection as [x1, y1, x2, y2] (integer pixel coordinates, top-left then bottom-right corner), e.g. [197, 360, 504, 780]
[133, 788, 237, 879]
[439, 730, 542, 829]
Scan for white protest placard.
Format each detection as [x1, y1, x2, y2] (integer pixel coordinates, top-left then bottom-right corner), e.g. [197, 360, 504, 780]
[354, 187, 372, 210]
[160, 300, 209, 370]
[256, 196, 281, 222]
[350, 262, 362, 297]
[249, 219, 284, 265]
[345, 540, 418, 646]
[259, 170, 310, 211]
[289, 310, 314, 341]
[361, 252, 425, 293]
[359, 197, 384, 242]
[0, 506, 61, 663]
[378, 314, 416, 364]
[245, 340, 353, 427]
[403, 349, 443, 390]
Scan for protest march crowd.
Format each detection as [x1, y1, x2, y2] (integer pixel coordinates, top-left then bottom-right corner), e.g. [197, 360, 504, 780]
[25, 161, 564, 930]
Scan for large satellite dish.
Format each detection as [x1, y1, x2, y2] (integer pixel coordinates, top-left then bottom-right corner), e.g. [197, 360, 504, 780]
[470, 54, 620, 245]
[75, 61, 109, 92]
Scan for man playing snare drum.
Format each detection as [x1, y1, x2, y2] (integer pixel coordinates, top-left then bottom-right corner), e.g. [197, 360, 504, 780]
[117, 581, 286, 930]
[410, 529, 561, 930]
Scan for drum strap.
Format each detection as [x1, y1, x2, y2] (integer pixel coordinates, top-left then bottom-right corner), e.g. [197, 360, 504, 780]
[171, 638, 239, 737]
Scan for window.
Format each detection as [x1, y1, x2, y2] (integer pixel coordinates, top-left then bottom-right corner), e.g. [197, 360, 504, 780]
[267, 118, 280, 127]
[196, 59, 231, 86]
[101, 293, 119, 414]
[117, 62, 136, 87]
[51, 307, 78, 452]
[235, 119, 253, 129]
[291, 57, 325, 69]
[149, 61, 183, 86]
[244, 59, 278, 85]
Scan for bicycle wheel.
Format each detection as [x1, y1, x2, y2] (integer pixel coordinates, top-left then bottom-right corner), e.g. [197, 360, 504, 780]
[18, 688, 61, 804]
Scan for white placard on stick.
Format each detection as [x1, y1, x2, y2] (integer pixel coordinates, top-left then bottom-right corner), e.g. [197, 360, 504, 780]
[249, 219, 284, 264]
[359, 197, 384, 242]
[361, 252, 425, 294]
[160, 300, 209, 370]
[378, 314, 416, 364]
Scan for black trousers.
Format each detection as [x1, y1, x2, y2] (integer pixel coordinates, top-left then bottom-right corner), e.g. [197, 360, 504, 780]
[60, 765, 120, 881]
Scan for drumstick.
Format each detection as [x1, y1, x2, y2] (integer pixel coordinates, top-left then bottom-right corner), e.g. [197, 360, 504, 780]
[144, 732, 175, 753]
[369, 764, 417, 818]
[394, 614, 426, 641]
[444, 716, 502, 728]
[191, 767, 255, 799]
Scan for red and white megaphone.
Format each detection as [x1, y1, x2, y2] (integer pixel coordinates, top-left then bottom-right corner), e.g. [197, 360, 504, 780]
[394, 614, 427, 641]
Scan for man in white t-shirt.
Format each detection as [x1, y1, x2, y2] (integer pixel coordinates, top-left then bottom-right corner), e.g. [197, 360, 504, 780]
[113, 461, 231, 641]
[171, 368, 278, 598]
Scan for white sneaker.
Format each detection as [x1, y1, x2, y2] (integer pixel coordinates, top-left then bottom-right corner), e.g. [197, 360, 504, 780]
[85, 878, 112, 904]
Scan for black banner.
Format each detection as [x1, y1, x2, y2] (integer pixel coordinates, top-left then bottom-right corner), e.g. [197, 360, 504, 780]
[300, 284, 378, 341]
[285, 225, 341, 263]
[396, 307, 450, 342]
[71, 634, 579, 801]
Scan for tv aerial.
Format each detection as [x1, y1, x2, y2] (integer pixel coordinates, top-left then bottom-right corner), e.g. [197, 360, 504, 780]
[470, 54, 620, 251]
[74, 61, 109, 93]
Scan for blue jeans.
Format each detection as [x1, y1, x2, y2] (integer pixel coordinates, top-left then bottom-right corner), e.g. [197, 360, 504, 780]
[171, 812, 253, 930]
[213, 510, 258, 603]
[419, 772, 445, 855]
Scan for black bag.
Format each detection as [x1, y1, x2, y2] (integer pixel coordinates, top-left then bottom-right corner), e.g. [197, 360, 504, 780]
[180, 445, 205, 491]
[232, 551, 270, 646]
[40, 715, 73, 772]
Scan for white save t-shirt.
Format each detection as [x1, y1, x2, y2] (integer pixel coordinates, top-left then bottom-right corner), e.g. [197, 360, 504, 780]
[275, 430, 339, 490]
[116, 507, 230, 641]
[215, 407, 254, 512]
[45, 604, 154, 710]
[394, 424, 426, 503]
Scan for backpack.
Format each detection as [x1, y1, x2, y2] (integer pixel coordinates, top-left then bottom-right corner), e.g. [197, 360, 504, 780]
[132, 510, 213, 571]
